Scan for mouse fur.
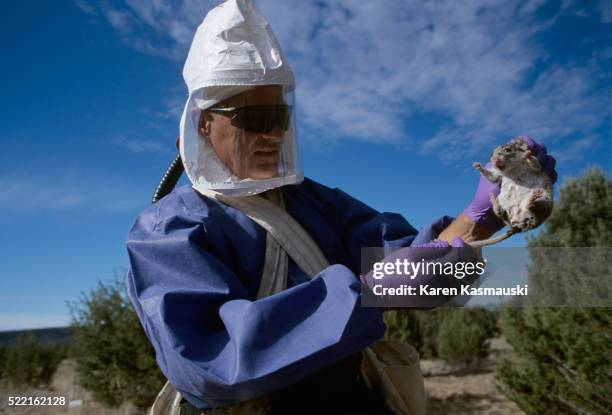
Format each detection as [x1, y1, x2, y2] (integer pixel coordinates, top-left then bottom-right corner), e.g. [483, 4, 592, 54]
[468, 138, 554, 248]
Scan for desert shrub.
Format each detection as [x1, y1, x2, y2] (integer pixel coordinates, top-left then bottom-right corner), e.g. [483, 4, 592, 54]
[415, 308, 449, 359]
[495, 168, 612, 414]
[1, 334, 66, 387]
[466, 307, 499, 338]
[0, 345, 6, 380]
[436, 309, 493, 365]
[69, 272, 165, 408]
[384, 309, 447, 358]
[384, 310, 422, 351]
[385, 307, 498, 362]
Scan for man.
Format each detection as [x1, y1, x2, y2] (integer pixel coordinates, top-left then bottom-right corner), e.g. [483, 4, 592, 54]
[126, 1, 557, 414]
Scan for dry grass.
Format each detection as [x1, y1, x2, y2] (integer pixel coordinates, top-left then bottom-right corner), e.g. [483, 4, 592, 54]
[423, 336, 523, 415]
[0, 360, 144, 415]
[1, 337, 523, 414]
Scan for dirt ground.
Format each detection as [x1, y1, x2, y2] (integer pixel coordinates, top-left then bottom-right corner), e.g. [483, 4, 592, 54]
[0, 359, 143, 415]
[1, 337, 523, 414]
[425, 372, 523, 415]
[423, 337, 523, 415]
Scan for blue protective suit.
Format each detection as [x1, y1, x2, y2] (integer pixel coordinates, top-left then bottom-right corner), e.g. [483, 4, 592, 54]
[126, 178, 459, 409]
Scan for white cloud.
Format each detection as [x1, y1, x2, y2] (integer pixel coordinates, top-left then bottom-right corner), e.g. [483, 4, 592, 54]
[0, 171, 147, 214]
[0, 313, 70, 331]
[76, 0, 610, 161]
[105, 7, 131, 30]
[73, 0, 96, 16]
[554, 135, 600, 163]
[599, 0, 612, 23]
[73, 0, 217, 60]
[146, 89, 186, 122]
[113, 135, 175, 155]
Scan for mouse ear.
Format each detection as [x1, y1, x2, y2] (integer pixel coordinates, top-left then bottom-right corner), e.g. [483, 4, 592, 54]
[524, 151, 542, 172]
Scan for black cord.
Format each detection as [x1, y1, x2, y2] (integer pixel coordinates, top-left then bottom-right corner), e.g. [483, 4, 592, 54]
[152, 154, 184, 204]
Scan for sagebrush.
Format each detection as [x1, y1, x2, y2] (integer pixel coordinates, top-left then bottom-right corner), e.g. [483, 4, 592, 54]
[0, 334, 66, 387]
[69, 272, 165, 408]
[495, 167, 612, 415]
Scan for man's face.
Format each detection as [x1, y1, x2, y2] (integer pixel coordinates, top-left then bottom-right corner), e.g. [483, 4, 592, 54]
[198, 85, 287, 180]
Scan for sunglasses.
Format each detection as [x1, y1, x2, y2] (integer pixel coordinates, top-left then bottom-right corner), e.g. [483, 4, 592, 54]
[207, 105, 293, 134]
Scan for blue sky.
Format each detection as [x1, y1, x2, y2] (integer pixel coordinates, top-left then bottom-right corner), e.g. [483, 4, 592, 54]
[1, 0, 610, 331]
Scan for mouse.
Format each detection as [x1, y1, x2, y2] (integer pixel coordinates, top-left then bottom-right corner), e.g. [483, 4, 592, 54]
[468, 138, 554, 248]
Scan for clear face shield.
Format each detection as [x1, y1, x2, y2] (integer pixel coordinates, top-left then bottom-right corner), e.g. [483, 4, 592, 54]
[180, 84, 302, 197]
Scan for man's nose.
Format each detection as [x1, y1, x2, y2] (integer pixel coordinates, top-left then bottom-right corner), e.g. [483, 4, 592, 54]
[261, 125, 284, 142]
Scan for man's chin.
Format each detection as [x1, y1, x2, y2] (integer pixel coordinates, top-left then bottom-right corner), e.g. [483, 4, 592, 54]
[244, 165, 279, 180]
[247, 172, 279, 180]
[242, 158, 278, 179]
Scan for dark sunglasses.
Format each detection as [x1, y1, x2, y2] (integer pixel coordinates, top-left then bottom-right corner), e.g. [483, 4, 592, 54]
[207, 105, 292, 134]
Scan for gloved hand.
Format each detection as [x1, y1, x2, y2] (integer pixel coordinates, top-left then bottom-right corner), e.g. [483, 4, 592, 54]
[360, 236, 482, 309]
[463, 135, 558, 232]
[362, 236, 467, 286]
[412, 236, 465, 248]
[516, 136, 558, 183]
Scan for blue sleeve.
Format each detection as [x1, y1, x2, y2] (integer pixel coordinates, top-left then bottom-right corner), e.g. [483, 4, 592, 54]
[319, 182, 456, 270]
[308, 185, 418, 271]
[125, 209, 385, 409]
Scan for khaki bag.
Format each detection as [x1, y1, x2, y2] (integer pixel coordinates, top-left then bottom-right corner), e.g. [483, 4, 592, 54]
[362, 340, 426, 415]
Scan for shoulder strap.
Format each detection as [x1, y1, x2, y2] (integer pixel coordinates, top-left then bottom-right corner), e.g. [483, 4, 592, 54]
[199, 189, 330, 277]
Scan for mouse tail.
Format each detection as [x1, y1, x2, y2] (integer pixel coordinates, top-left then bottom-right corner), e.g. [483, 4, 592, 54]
[467, 229, 517, 248]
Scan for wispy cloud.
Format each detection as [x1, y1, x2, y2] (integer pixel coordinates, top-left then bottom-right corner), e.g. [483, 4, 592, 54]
[554, 135, 600, 163]
[144, 88, 186, 123]
[0, 313, 70, 331]
[113, 135, 175, 155]
[73, 0, 97, 16]
[74, 0, 216, 60]
[0, 170, 147, 214]
[599, 0, 612, 23]
[75, 0, 611, 161]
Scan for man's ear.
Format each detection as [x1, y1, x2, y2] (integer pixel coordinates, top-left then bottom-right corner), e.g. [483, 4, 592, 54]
[198, 111, 213, 137]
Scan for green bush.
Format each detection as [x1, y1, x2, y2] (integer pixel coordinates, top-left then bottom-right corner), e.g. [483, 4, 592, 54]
[495, 168, 612, 414]
[0, 345, 6, 380]
[384, 310, 422, 351]
[69, 272, 165, 408]
[1, 334, 66, 387]
[385, 307, 498, 362]
[435, 309, 493, 365]
[415, 308, 450, 359]
[384, 309, 446, 359]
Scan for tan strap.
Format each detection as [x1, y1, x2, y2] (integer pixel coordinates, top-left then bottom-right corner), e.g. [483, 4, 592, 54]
[148, 380, 183, 415]
[199, 189, 330, 276]
[256, 190, 289, 299]
[361, 340, 426, 415]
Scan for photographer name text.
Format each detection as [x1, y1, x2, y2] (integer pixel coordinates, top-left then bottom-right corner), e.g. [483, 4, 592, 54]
[372, 284, 529, 297]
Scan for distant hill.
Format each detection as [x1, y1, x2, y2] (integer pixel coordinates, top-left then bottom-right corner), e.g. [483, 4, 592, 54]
[0, 326, 72, 347]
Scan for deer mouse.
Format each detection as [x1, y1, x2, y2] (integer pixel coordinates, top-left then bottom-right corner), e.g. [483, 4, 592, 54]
[468, 138, 554, 248]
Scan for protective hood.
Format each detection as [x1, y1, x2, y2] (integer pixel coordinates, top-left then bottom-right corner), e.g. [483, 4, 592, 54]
[179, 0, 302, 197]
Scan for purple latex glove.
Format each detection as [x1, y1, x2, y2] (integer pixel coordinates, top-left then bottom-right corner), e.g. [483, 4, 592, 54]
[361, 237, 465, 288]
[413, 236, 465, 248]
[360, 236, 481, 309]
[463, 135, 558, 232]
[516, 136, 558, 184]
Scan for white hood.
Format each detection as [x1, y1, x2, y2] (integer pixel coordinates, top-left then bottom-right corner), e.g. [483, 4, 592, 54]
[179, 0, 302, 197]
